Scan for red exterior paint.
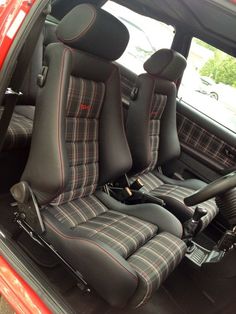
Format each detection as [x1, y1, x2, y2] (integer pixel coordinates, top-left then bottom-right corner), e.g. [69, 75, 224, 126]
[0, 256, 52, 314]
[0, 1, 54, 312]
[0, 0, 36, 70]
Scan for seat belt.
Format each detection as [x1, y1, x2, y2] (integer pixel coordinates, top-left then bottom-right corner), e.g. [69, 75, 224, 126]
[0, 3, 50, 152]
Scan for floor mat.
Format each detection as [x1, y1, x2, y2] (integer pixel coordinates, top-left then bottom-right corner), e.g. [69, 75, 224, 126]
[163, 257, 236, 314]
[105, 286, 185, 314]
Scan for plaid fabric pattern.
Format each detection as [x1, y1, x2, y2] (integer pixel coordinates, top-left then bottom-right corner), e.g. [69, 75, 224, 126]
[177, 113, 236, 168]
[52, 77, 105, 205]
[151, 183, 218, 230]
[47, 195, 108, 228]
[74, 210, 157, 259]
[0, 107, 33, 151]
[132, 172, 218, 229]
[146, 94, 167, 172]
[128, 232, 186, 307]
[47, 195, 158, 259]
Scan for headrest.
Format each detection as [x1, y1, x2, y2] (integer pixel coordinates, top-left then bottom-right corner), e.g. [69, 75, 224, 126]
[144, 49, 187, 81]
[56, 4, 129, 61]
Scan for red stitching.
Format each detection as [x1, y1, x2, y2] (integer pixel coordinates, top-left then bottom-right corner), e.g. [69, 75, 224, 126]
[44, 47, 70, 205]
[57, 49, 68, 197]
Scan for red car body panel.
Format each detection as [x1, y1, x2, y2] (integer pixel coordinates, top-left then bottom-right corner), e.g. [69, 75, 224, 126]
[0, 2, 52, 312]
[0, 256, 51, 314]
[0, 0, 36, 70]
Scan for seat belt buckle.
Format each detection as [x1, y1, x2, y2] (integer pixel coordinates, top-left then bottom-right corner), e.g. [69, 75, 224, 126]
[130, 178, 144, 191]
[109, 186, 133, 202]
[3, 88, 23, 107]
[122, 187, 133, 198]
[5, 87, 23, 98]
[5, 87, 22, 95]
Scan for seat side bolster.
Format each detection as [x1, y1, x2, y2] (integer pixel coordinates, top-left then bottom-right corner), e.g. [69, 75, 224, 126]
[99, 65, 133, 185]
[95, 191, 183, 238]
[21, 43, 71, 205]
[126, 74, 155, 174]
[153, 171, 207, 190]
[43, 212, 138, 307]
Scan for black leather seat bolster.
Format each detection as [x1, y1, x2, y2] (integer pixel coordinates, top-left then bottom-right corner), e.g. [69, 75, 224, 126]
[153, 171, 207, 191]
[95, 191, 183, 238]
[42, 209, 138, 307]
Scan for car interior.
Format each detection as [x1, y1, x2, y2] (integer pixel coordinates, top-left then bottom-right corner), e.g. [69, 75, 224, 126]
[0, 0, 236, 313]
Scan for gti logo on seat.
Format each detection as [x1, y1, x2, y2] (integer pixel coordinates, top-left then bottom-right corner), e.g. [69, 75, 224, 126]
[80, 104, 91, 110]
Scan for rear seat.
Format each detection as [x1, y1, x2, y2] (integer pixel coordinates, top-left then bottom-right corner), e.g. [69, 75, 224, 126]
[0, 19, 58, 192]
[0, 33, 43, 152]
[0, 108, 33, 151]
[0, 20, 58, 152]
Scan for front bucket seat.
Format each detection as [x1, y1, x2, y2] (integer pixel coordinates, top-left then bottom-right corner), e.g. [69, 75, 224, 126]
[126, 49, 219, 231]
[13, 5, 186, 308]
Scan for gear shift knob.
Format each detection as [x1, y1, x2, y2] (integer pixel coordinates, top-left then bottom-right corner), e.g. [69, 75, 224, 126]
[192, 207, 207, 222]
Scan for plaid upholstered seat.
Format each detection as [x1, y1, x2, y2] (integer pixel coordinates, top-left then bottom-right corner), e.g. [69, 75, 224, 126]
[137, 172, 218, 230]
[48, 199, 158, 259]
[19, 5, 186, 308]
[44, 194, 186, 306]
[126, 49, 219, 231]
[0, 107, 33, 151]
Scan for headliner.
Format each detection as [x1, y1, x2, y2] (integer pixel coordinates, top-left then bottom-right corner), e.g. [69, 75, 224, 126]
[51, 0, 236, 56]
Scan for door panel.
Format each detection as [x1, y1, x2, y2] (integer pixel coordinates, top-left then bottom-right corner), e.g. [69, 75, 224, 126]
[176, 100, 236, 181]
[117, 62, 236, 185]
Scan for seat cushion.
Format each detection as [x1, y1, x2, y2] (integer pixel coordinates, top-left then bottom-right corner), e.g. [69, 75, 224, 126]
[0, 106, 33, 151]
[128, 232, 186, 307]
[43, 194, 186, 307]
[135, 172, 219, 230]
[47, 195, 158, 258]
[74, 211, 158, 258]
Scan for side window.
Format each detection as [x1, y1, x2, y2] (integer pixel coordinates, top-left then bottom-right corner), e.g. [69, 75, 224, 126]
[178, 38, 236, 133]
[103, 1, 175, 74]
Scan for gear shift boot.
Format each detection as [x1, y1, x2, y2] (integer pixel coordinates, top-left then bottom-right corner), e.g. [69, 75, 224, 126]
[183, 207, 207, 243]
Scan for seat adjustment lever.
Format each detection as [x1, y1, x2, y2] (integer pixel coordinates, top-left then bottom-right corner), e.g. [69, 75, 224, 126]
[11, 181, 45, 234]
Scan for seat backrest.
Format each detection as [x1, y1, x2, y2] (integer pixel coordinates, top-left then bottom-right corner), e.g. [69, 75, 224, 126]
[21, 4, 132, 206]
[126, 49, 187, 174]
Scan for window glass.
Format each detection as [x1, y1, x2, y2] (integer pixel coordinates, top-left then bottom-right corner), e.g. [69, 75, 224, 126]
[179, 38, 236, 133]
[103, 1, 175, 74]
